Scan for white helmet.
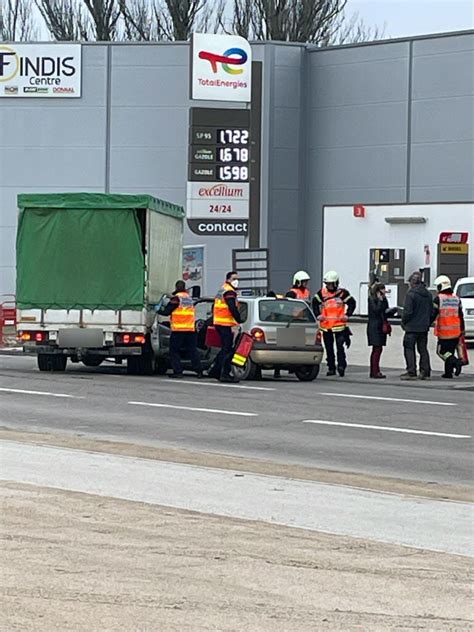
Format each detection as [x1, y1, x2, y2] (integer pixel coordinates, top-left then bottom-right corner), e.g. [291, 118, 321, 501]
[293, 270, 311, 285]
[434, 275, 452, 291]
[323, 270, 339, 284]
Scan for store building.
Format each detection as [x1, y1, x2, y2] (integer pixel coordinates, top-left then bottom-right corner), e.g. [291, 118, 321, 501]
[1, 30, 473, 300]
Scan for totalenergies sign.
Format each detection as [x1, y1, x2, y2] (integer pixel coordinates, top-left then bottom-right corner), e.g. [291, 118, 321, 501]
[0, 44, 81, 98]
[191, 33, 251, 102]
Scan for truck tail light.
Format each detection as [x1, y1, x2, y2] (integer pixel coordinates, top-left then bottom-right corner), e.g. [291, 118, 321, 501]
[316, 330, 322, 345]
[116, 333, 146, 345]
[251, 327, 266, 343]
[18, 331, 47, 342]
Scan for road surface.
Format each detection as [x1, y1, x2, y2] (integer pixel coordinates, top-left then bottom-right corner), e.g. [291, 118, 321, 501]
[0, 353, 472, 487]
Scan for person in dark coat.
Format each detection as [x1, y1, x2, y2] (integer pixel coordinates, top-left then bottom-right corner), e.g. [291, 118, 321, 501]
[367, 282, 397, 378]
[400, 271, 433, 380]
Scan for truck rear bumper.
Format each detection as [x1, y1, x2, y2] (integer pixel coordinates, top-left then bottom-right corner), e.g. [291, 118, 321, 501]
[22, 345, 143, 356]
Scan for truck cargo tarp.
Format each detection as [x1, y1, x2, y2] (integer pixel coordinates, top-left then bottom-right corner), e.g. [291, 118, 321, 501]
[16, 208, 145, 310]
[17, 192, 185, 220]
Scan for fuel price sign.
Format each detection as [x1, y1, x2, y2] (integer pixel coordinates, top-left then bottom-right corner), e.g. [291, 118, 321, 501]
[188, 108, 252, 234]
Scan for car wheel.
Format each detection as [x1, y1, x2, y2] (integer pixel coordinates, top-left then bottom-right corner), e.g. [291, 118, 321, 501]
[233, 358, 260, 381]
[295, 365, 320, 382]
[82, 356, 104, 367]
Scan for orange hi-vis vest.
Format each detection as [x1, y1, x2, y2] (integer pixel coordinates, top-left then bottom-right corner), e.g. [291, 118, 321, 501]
[434, 294, 462, 339]
[213, 282, 239, 327]
[320, 287, 346, 332]
[171, 291, 195, 332]
[291, 287, 311, 301]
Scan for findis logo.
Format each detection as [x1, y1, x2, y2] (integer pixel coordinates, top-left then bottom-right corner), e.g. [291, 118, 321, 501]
[198, 48, 248, 75]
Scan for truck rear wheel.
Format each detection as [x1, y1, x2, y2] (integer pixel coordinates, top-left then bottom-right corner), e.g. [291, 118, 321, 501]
[38, 354, 67, 372]
[127, 353, 154, 376]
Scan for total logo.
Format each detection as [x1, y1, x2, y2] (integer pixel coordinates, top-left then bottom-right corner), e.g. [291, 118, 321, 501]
[191, 33, 252, 102]
[198, 47, 248, 75]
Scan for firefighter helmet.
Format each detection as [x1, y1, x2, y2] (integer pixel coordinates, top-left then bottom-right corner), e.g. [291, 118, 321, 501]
[293, 270, 311, 286]
[323, 270, 339, 284]
[434, 275, 452, 291]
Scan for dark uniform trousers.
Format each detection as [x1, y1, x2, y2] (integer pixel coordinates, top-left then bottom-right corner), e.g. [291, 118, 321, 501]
[403, 331, 431, 376]
[169, 332, 202, 375]
[437, 338, 459, 377]
[214, 325, 234, 378]
[323, 330, 347, 372]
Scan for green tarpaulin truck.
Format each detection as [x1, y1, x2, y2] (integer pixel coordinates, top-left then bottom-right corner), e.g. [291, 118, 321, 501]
[16, 192, 184, 374]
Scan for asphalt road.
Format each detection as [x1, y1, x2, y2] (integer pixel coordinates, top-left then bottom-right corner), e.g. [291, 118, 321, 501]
[0, 354, 472, 486]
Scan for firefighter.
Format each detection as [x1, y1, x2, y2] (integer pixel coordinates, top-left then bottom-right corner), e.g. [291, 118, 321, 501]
[159, 280, 202, 379]
[313, 271, 356, 377]
[432, 275, 465, 379]
[211, 271, 242, 383]
[287, 271, 311, 301]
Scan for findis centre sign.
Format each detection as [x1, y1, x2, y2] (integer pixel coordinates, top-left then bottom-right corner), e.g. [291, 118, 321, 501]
[0, 44, 81, 98]
[191, 33, 251, 102]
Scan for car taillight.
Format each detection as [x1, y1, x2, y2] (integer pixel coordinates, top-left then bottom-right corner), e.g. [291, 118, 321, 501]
[316, 330, 322, 345]
[251, 327, 266, 343]
[117, 333, 146, 344]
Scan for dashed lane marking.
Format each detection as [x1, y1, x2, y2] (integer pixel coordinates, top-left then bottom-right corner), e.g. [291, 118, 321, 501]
[302, 419, 470, 439]
[320, 392, 456, 406]
[129, 400, 258, 417]
[0, 387, 82, 399]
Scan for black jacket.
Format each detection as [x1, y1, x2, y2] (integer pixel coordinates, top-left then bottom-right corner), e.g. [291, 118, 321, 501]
[401, 284, 433, 333]
[367, 295, 390, 347]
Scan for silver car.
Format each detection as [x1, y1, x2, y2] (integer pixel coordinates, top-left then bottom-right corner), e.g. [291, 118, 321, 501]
[236, 297, 323, 381]
[152, 295, 323, 381]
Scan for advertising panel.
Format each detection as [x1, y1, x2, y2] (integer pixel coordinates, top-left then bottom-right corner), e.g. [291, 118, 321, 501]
[183, 246, 205, 289]
[190, 33, 251, 102]
[0, 44, 81, 98]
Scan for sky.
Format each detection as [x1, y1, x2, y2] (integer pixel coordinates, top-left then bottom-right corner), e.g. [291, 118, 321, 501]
[346, 0, 474, 38]
[30, 0, 474, 41]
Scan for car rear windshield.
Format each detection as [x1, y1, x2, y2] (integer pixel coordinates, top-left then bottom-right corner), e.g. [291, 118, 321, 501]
[258, 300, 315, 323]
[457, 283, 474, 299]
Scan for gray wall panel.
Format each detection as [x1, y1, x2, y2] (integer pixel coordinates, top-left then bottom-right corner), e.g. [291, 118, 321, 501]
[412, 51, 474, 99]
[111, 67, 188, 105]
[309, 146, 406, 189]
[1, 108, 106, 147]
[411, 141, 474, 187]
[1, 148, 106, 188]
[309, 102, 408, 148]
[411, 97, 474, 142]
[110, 107, 188, 147]
[272, 108, 300, 149]
[309, 42, 408, 66]
[309, 57, 409, 108]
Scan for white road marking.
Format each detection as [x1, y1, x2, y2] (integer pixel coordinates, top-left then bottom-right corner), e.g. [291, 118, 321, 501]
[129, 401, 258, 417]
[0, 387, 82, 399]
[302, 419, 470, 439]
[177, 379, 275, 392]
[320, 392, 456, 407]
